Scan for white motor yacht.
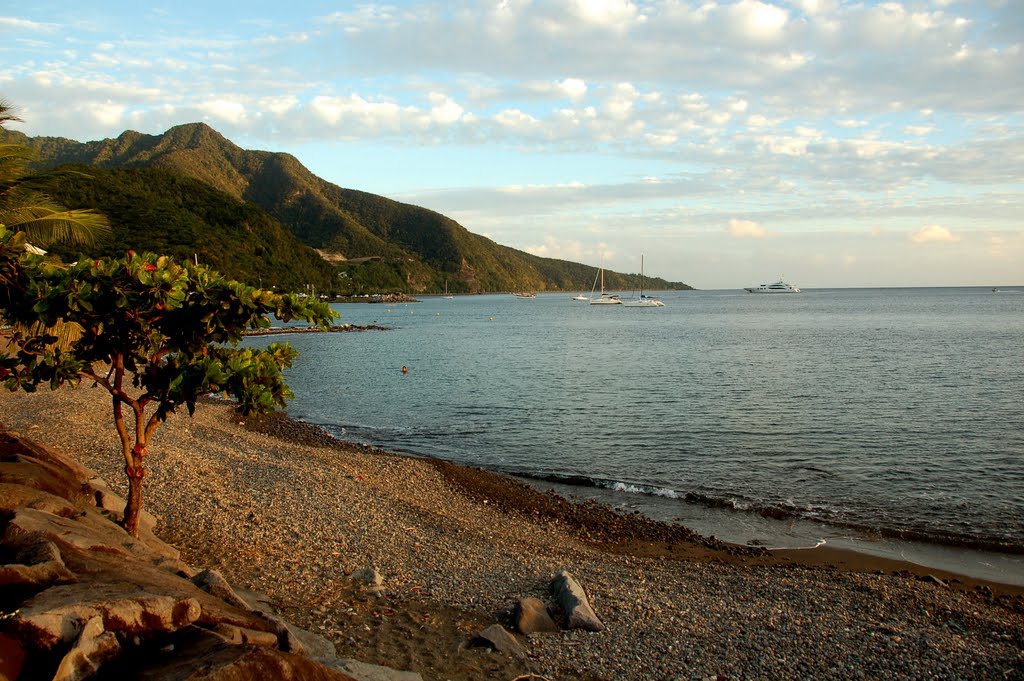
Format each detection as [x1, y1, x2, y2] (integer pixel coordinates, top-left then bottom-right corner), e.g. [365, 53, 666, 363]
[744, 280, 801, 293]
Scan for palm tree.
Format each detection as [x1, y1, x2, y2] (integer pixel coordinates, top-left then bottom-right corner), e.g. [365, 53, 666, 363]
[1, 100, 111, 349]
[0, 99, 111, 247]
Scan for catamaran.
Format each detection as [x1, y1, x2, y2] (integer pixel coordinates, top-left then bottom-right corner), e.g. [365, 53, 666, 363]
[622, 255, 665, 307]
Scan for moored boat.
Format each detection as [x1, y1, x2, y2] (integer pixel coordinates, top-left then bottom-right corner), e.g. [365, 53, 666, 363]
[590, 258, 622, 305]
[622, 255, 665, 307]
[744, 279, 800, 293]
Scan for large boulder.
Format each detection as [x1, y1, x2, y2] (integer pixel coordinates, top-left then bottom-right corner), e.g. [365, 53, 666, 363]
[10, 582, 202, 650]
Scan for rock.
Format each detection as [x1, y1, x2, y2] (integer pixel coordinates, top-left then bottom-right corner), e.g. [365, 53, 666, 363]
[84, 477, 159, 532]
[470, 623, 528, 660]
[349, 567, 383, 587]
[920, 574, 948, 588]
[0, 482, 79, 518]
[211, 623, 279, 647]
[11, 582, 201, 649]
[285, 623, 341, 663]
[52, 616, 120, 681]
[182, 647, 357, 681]
[122, 629, 360, 681]
[514, 596, 559, 635]
[192, 569, 253, 612]
[333, 658, 425, 681]
[4, 504, 177, 565]
[0, 538, 76, 587]
[232, 587, 276, 613]
[247, 607, 315, 655]
[551, 569, 606, 632]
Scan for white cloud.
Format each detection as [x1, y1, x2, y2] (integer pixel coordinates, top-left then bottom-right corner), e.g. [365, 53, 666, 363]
[727, 0, 790, 42]
[200, 99, 248, 125]
[426, 93, 464, 124]
[93, 101, 126, 127]
[568, 0, 640, 27]
[0, 16, 57, 31]
[903, 124, 935, 136]
[493, 108, 539, 132]
[728, 219, 770, 238]
[909, 224, 960, 244]
[524, 234, 587, 260]
[559, 78, 587, 100]
[259, 95, 299, 115]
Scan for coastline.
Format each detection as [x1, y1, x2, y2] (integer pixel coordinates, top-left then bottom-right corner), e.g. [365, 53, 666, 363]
[1, 386, 1021, 679]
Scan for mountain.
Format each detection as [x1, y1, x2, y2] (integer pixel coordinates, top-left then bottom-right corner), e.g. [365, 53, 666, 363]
[11, 123, 693, 293]
[38, 165, 342, 293]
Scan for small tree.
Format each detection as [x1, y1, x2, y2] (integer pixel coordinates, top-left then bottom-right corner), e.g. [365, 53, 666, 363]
[0, 224, 336, 536]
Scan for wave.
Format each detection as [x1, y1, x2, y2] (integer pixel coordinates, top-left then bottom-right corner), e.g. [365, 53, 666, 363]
[304, 418, 1024, 556]
[515, 470, 1024, 555]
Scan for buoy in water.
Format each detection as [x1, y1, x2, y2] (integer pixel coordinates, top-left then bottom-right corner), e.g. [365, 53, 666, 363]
[401, 366, 409, 374]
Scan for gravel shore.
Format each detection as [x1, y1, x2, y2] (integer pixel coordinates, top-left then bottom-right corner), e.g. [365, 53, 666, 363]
[1, 386, 1021, 680]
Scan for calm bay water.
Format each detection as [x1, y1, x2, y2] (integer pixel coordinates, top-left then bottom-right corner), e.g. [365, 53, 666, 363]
[249, 287, 1024, 584]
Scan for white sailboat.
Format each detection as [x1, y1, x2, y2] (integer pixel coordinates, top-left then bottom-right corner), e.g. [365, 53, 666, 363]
[590, 258, 622, 305]
[443, 279, 454, 299]
[622, 255, 665, 307]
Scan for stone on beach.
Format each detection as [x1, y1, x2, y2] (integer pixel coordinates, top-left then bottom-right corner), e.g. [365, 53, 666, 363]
[470, 623, 528, 660]
[551, 569, 606, 632]
[514, 596, 560, 635]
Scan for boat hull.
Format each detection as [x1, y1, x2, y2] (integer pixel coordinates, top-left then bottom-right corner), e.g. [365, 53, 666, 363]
[744, 280, 800, 293]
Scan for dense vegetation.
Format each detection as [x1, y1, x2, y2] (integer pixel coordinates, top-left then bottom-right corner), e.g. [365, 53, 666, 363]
[0, 224, 334, 536]
[40, 165, 342, 293]
[10, 123, 694, 294]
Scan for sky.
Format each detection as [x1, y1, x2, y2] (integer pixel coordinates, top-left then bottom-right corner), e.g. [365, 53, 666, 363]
[2, 1, 1022, 288]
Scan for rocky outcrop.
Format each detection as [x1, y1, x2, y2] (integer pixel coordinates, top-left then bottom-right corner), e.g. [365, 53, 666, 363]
[0, 427, 420, 681]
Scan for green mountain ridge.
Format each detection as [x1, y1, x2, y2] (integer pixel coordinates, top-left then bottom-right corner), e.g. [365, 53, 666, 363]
[9, 123, 693, 294]
[39, 165, 341, 293]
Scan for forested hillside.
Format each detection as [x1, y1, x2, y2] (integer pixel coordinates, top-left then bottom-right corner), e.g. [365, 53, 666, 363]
[10, 124, 693, 293]
[42, 166, 340, 293]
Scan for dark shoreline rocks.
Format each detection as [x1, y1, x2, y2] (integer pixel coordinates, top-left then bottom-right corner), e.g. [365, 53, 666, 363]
[243, 324, 388, 337]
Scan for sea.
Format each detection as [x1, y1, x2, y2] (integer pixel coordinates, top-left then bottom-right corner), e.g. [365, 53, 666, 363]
[245, 287, 1024, 586]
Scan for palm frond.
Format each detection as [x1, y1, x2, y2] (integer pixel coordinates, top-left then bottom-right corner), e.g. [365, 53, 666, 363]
[2, 206, 112, 246]
[3, 320, 84, 353]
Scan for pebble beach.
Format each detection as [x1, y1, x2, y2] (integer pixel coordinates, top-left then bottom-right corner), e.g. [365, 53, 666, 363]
[1, 385, 1022, 680]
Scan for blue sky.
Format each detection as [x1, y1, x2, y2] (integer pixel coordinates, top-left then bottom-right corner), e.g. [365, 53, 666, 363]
[2, 0, 1021, 288]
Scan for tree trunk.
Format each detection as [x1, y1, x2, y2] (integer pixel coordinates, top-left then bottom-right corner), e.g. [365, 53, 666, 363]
[122, 465, 146, 538]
